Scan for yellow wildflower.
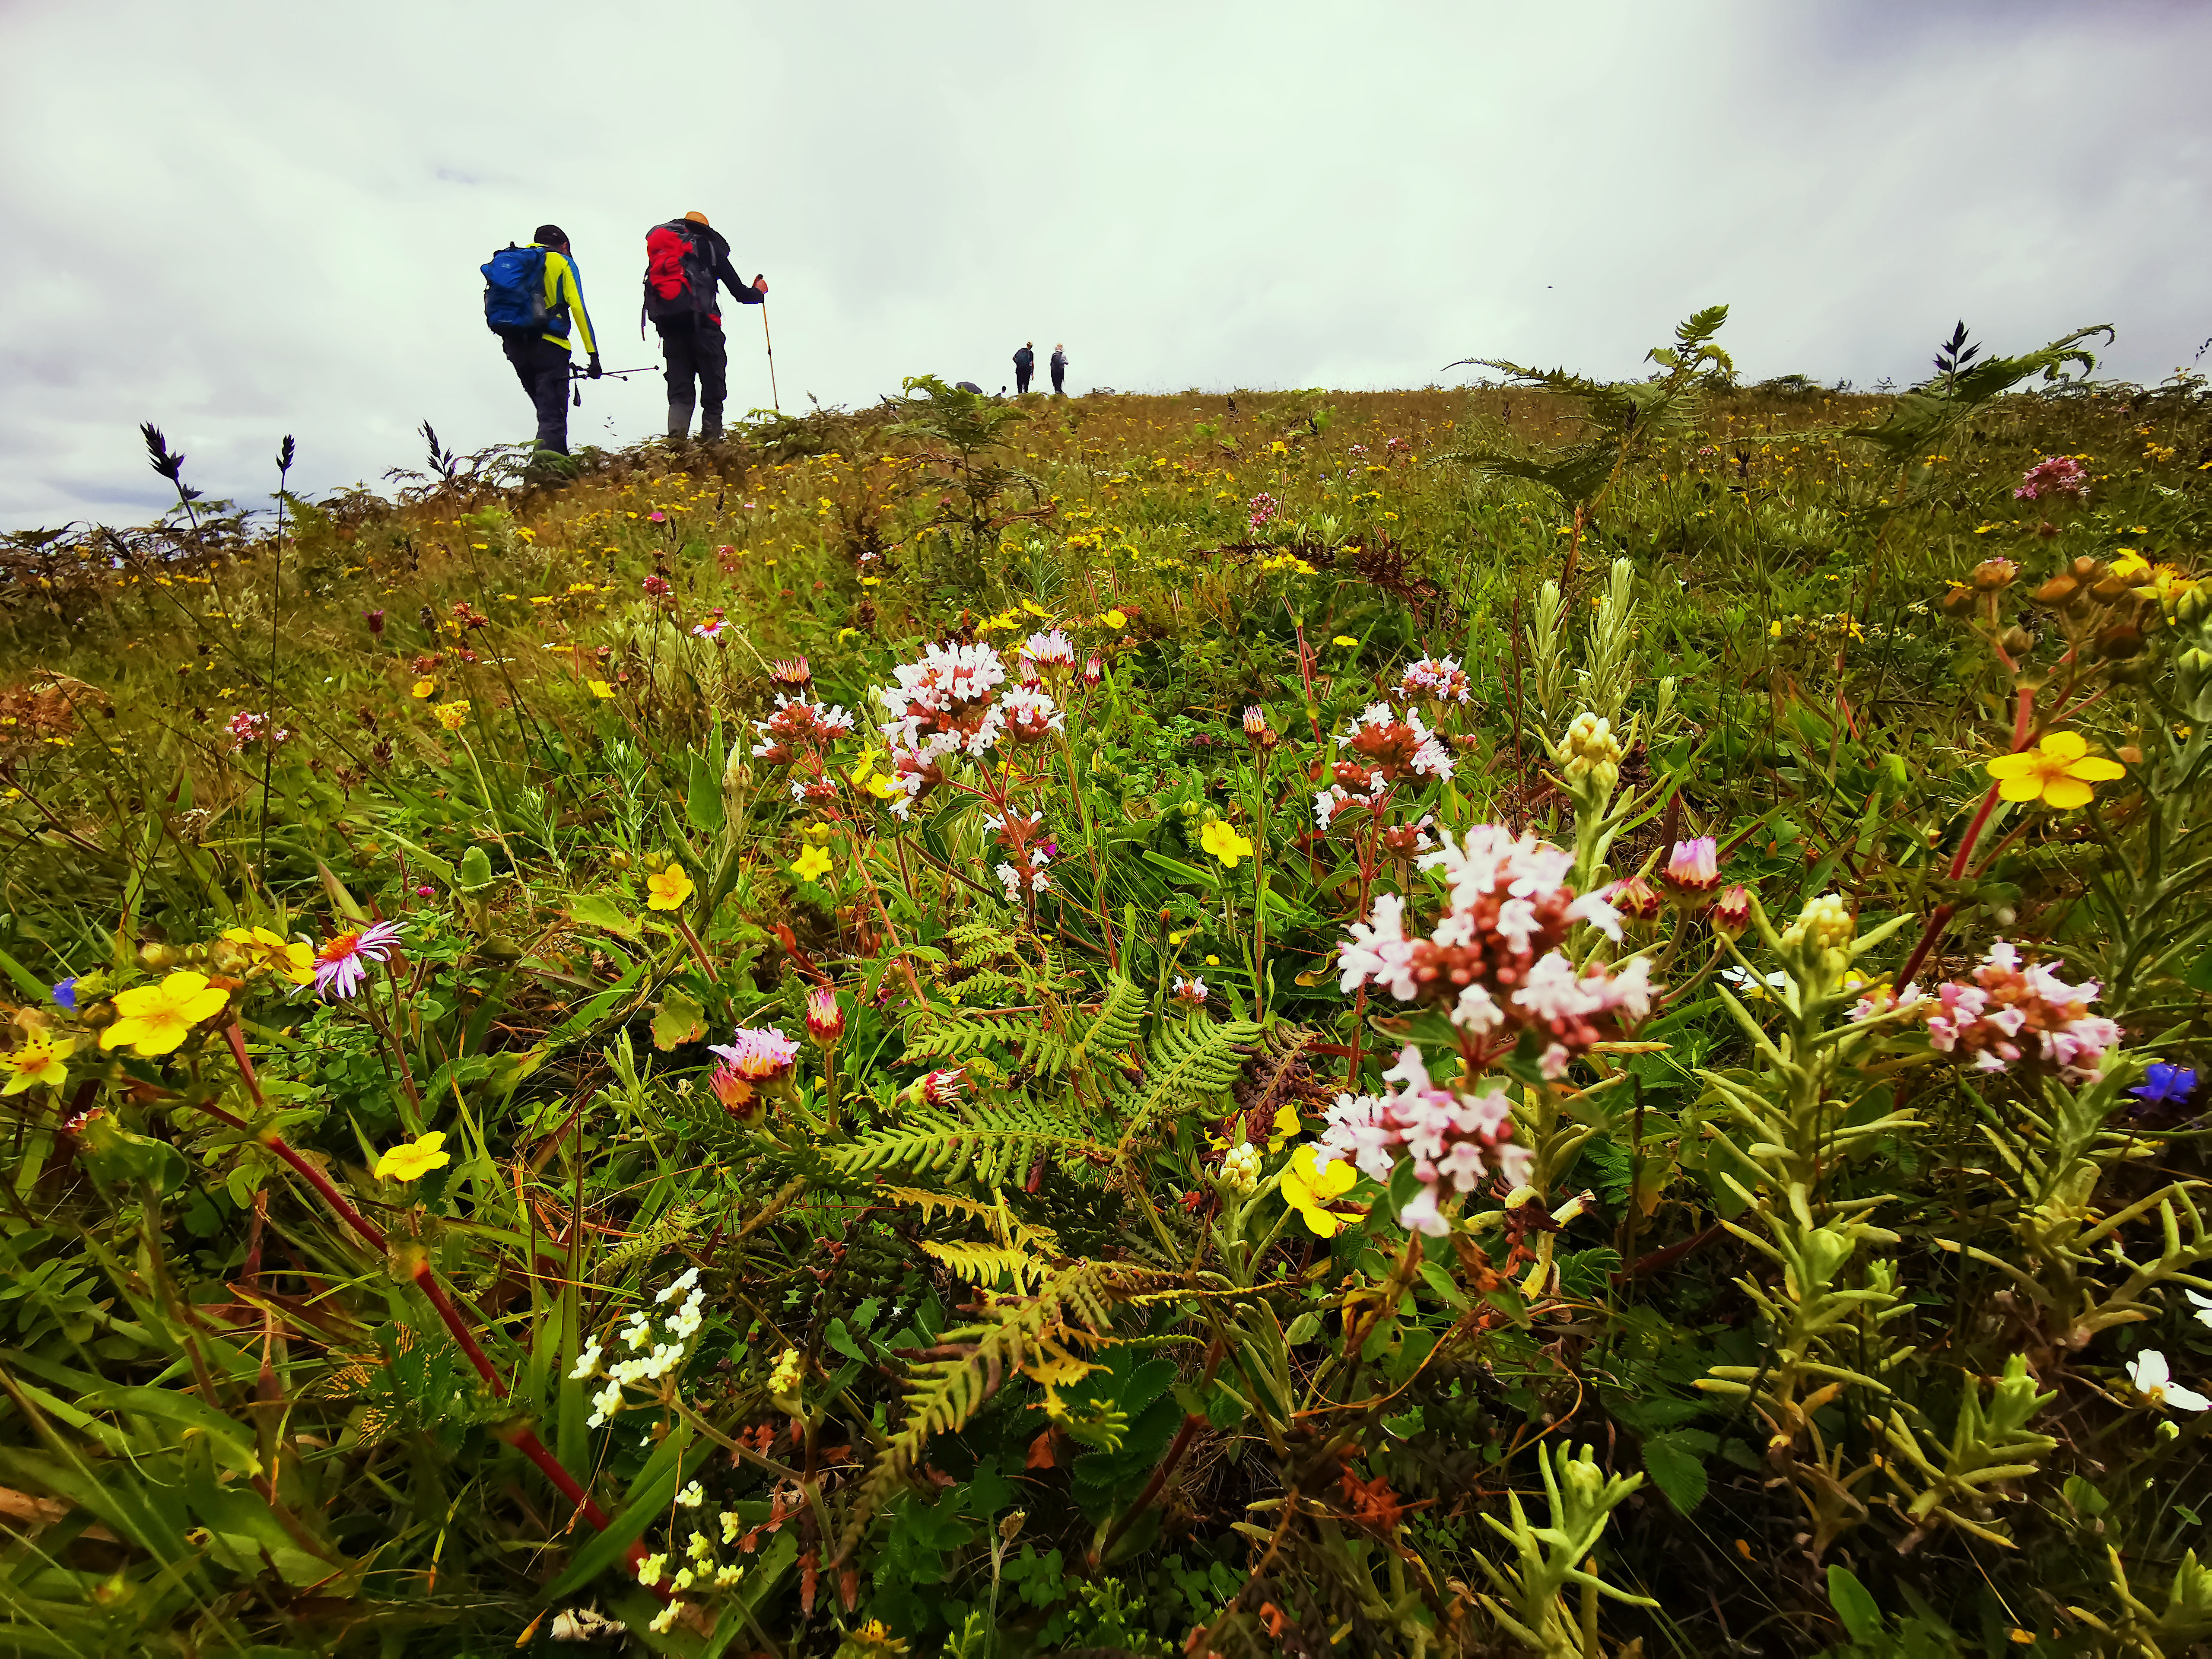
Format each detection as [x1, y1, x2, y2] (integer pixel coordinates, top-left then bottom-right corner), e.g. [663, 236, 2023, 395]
[646, 864, 696, 911]
[1331, 635, 1358, 649]
[791, 845, 834, 884]
[586, 680, 615, 699]
[1282, 1146, 1360, 1238]
[1200, 820, 1255, 869]
[433, 699, 470, 731]
[1, 1035, 73, 1096]
[1986, 731, 2126, 810]
[410, 678, 436, 699]
[101, 971, 231, 1057]
[220, 926, 315, 985]
[1103, 609, 1128, 629]
[374, 1131, 451, 1182]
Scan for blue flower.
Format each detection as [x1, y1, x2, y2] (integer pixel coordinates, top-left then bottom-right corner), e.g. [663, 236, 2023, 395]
[2130, 1063, 2200, 1106]
[51, 978, 77, 1012]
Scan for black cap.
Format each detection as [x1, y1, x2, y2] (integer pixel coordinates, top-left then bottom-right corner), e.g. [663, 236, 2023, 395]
[534, 223, 568, 246]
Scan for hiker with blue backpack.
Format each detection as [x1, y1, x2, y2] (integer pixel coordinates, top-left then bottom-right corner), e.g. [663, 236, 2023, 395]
[643, 212, 766, 442]
[480, 224, 601, 462]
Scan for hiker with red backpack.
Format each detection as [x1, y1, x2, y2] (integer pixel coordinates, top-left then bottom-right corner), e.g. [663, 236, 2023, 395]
[480, 224, 601, 461]
[642, 211, 766, 442]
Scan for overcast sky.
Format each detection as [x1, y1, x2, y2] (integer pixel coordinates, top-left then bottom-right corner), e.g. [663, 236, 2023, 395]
[3, 0, 2206, 527]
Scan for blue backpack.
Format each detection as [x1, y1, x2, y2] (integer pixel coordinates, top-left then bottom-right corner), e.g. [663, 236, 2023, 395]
[481, 244, 548, 333]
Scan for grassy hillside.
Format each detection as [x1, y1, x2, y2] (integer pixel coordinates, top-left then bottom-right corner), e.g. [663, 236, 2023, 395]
[1, 318, 2210, 1658]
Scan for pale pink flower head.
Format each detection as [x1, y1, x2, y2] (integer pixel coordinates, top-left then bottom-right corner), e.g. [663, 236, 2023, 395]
[2014, 455, 2089, 502]
[1660, 836, 1721, 898]
[709, 1026, 799, 1080]
[1711, 884, 1753, 938]
[804, 986, 845, 1045]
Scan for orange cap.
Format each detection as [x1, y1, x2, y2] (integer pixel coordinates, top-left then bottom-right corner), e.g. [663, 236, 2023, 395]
[683, 210, 710, 226]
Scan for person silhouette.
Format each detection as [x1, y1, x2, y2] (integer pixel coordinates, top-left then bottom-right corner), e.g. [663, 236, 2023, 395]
[1049, 343, 1067, 395]
[1013, 341, 1035, 394]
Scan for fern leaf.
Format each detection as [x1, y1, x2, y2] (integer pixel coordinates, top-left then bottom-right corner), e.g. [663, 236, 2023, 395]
[601, 1204, 700, 1275]
[1110, 1017, 1260, 1157]
[918, 1240, 1046, 1290]
[827, 1105, 1114, 1187]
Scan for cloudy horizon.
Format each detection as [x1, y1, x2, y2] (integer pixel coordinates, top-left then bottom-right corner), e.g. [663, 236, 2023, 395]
[3, 0, 2206, 528]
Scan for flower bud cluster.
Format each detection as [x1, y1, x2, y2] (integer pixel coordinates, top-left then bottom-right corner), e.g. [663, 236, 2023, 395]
[1309, 1046, 1531, 1236]
[986, 810, 1054, 903]
[1558, 712, 1622, 795]
[707, 1026, 799, 1117]
[1337, 702, 1454, 789]
[1217, 1140, 1260, 1195]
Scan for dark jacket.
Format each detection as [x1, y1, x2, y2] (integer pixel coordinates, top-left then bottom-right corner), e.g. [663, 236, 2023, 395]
[1013, 345, 1035, 371]
[1050, 349, 1067, 372]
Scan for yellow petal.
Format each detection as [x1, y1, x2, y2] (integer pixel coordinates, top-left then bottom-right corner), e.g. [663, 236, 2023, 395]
[2038, 729, 2088, 763]
[1994, 775, 2047, 803]
[2065, 756, 2126, 782]
[1984, 753, 2037, 781]
[2040, 775, 2095, 810]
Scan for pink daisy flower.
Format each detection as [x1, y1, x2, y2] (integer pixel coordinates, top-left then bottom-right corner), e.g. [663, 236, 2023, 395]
[313, 921, 405, 1000]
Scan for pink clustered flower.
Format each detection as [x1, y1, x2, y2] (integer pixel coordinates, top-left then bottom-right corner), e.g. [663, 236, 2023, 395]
[1338, 702, 1455, 789]
[1899, 941, 2120, 1083]
[1248, 492, 1278, 532]
[1399, 655, 1472, 705]
[642, 574, 674, 599]
[225, 710, 291, 751]
[1310, 1046, 1529, 1236]
[709, 1026, 800, 1079]
[987, 810, 1054, 903]
[1338, 826, 1651, 1078]
[751, 695, 858, 803]
[2014, 455, 2089, 502]
[1659, 836, 1721, 899]
[873, 641, 1034, 819]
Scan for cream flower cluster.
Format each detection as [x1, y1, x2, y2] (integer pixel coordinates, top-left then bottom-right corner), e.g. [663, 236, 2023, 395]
[1308, 1046, 1530, 1235]
[571, 1267, 705, 1427]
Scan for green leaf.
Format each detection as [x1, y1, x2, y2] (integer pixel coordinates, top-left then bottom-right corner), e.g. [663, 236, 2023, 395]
[541, 1420, 691, 1601]
[652, 991, 706, 1051]
[457, 844, 496, 890]
[686, 745, 726, 837]
[1640, 1429, 1714, 1516]
[1827, 1564, 1885, 1645]
[1141, 849, 1218, 887]
[1283, 1311, 1323, 1346]
[566, 890, 642, 939]
[80, 1385, 261, 1477]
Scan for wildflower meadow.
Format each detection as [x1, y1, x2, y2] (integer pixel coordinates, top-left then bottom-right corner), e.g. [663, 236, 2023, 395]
[1, 312, 2210, 1658]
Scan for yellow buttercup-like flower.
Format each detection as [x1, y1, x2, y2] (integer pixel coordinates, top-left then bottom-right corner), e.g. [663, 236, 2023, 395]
[1200, 820, 1256, 869]
[586, 680, 615, 699]
[100, 971, 232, 1056]
[646, 864, 696, 911]
[374, 1131, 451, 1182]
[1281, 1145, 1360, 1238]
[1985, 731, 2126, 811]
[791, 845, 834, 884]
[432, 699, 470, 731]
[221, 926, 315, 986]
[1, 1035, 73, 1096]
[411, 678, 436, 699]
[1103, 609, 1128, 629]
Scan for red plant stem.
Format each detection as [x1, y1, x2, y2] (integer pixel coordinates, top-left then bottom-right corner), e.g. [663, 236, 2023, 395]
[674, 915, 720, 983]
[203, 1023, 632, 1560]
[1894, 685, 2035, 989]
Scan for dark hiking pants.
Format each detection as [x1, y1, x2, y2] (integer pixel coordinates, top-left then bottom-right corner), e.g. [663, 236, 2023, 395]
[1015, 366, 1033, 393]
[1051, 364, 1065, 394]
[658, 315, 730, 429]
[501, 331, 572, 454]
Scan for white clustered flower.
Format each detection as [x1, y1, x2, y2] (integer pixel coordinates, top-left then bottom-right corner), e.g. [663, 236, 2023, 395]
[721, 1510, 745, 1545]
[1400, 655, 1472, 704]
[996, 860, 1052, 903]
[636, 1552, 667, 1588]
[715, 1563, 745, 1588]
[686, 1529, 713, 1560]
[656, 1267, 701, 1304]
[588, 1381, 624, 1428]
[568, 1339, 603, 1382]
[1306, 1045, 1530, 1236]
[676, 1481, 705, 1509]
[1341, 701, 1456, 781]
[648, 1601, 682, 1634]
[1173, 975, 1208, 1005]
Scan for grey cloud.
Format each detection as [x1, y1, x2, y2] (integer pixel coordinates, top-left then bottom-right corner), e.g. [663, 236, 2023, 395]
[2, 0, 2207, 525]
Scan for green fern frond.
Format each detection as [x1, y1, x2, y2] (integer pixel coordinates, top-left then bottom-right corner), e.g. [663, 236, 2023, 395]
[829, 1259, 1167, 1566]
[874, 1184, 1062, 1259]
[600, 1204, 701, 1275]
[1110, 1017, 1260, 1158]
[827, 1105, 1114, 1187]
[918, 1239, 1047, 1290]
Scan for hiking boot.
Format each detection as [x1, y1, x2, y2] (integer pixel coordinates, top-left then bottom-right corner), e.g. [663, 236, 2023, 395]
[700, 406, 724, 442]
[666, 400, 694, 441]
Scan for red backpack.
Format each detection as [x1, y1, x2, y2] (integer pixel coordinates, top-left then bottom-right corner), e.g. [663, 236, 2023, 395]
[642, 222, 715, 322]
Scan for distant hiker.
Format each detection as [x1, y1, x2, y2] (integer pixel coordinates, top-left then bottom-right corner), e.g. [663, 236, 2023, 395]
[642, 211, 766, 441]
[1050, 343, 1067, 395]
[1014, 341, 1035, 394]
[481, 224, 600, 459]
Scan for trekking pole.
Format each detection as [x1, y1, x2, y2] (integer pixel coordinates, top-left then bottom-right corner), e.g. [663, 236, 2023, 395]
[757, 282, 780, 413]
